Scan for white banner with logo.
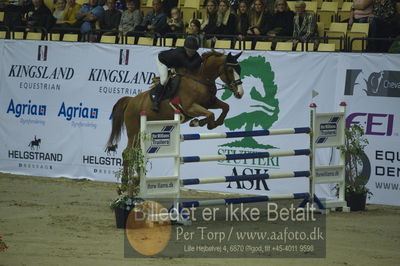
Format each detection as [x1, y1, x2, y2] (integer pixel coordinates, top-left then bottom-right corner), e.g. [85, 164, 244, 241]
[0, 39, 399, 206]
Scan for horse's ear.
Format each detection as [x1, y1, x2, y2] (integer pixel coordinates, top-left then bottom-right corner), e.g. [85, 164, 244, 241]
[234, 52, 242, 60]
[227, 52, 232, 61]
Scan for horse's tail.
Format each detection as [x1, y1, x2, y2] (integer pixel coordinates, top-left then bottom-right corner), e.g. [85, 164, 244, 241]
[107, 96, 131, 147]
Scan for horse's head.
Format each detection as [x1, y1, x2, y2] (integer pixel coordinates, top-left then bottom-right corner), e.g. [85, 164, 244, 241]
[220, 52, 244, 99]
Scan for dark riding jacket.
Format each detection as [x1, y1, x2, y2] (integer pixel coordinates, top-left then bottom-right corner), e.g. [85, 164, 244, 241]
[158, 47, 202, 70]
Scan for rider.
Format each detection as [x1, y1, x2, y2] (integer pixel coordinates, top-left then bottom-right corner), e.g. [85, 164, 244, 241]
[152, 35, 202, 112]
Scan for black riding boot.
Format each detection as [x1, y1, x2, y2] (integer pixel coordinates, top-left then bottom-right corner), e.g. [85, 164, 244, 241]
[152, 83, 164, 112]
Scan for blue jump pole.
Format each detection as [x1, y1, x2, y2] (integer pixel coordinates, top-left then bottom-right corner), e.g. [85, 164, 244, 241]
[181, 149, 311, 163]
[182, 127, 311, 141]
[181, 193, 310, 208]
[182, 171, 310, 186]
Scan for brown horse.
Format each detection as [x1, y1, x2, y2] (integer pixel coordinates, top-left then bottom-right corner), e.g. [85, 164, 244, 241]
[107, 50, 243, 160]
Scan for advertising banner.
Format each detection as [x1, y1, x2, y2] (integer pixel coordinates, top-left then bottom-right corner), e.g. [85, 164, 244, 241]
[335, 53, 400, 205]
[0, 40, 399, 205]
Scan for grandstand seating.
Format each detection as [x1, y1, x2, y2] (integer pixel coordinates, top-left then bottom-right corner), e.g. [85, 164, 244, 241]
[338, 2, 352, 22]
[318, 2, 339, 29]
[254, 41, 272, 51]
[26, 32, 43, 40]
[62, 33, 79, 42]
[214, 39, 232, 49]
[348, 23, 369, 51]
[325, 22, 348, 51]
[137, 37, 154, 46]
[317, 43, 336, 51]
[100, 35, 117, 44]
[0, 0, 394, 53]
[48, 33, 61, 41]
[13, 32, 24, 40]
[296, 42, 315, 51]
[276, 42, 293, 51]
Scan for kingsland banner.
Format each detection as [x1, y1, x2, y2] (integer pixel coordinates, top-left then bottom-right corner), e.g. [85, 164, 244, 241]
[0, 39, 399, 206]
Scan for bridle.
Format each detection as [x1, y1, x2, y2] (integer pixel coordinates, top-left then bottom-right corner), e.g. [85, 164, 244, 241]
[192, 53, 242, 93]
[220, 61, 242, 92]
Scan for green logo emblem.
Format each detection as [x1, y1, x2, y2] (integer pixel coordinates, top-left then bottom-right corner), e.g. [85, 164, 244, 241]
[221, 56, 280, 149]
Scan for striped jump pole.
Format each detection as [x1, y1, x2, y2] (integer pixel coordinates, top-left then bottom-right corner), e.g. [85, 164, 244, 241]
[182, 127, 311, 141]
[181, 149, 311, 163]
[181, 193, 310, 208]
[182, 171, 310, 186]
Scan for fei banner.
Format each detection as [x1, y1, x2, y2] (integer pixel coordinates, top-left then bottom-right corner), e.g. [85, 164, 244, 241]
[0, 39, 399, 206]
[335, 54, 400, 206]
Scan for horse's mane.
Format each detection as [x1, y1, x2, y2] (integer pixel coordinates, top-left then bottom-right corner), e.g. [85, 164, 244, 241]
[201, 50, 225, 61]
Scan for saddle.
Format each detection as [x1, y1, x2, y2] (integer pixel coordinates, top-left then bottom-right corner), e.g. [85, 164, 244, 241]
[149, 72, 181, 103]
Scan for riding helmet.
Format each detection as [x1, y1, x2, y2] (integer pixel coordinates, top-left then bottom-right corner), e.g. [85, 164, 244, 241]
[184, 36, 199, 51]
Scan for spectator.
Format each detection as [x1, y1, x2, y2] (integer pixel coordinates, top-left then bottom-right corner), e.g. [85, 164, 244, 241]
[349, 0, 373, 26]
[201, 0, 218, 35]
[292, 1, 317, 50]
[134, 0, 168, 35]
[215, 0, 237, 36]
[53, 0, 66, 23]
[267, 0, 294, 38]
[75, 0, 104, 40]
[1, 0, 25, 30]
[247, 0, 270, 37]
[62, 0, 81, 25]
[236, 0, 250, 39]
[188, 19, 204, 47]
[163, 0, 177, 16]
[23, 0, 55, 30]
[368, 0, 397, 52]
[100, 0, 121, 33]
[118, 0, 141, 35]
[166, 6, 184, 35]
[265, 0, 276, 16]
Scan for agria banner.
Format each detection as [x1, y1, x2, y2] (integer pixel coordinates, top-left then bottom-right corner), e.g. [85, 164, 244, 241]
[0, 39, 399, 206]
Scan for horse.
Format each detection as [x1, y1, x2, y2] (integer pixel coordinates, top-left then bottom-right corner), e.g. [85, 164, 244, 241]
[107, 50, 244, 171]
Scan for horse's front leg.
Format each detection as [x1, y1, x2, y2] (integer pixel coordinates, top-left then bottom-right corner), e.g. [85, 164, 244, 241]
[190, 99, 229, 128]
[211, 98, 230, 126]
[186, 103, 218, 130]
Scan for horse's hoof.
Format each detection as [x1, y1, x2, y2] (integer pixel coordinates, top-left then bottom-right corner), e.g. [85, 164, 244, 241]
[189, 119, 199, 127]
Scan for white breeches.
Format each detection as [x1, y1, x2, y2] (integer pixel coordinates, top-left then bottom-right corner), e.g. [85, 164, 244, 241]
[156, 58, 169, 86]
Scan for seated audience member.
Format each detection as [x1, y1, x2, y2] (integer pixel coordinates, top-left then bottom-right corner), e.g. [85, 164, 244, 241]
[236, 0, 250, 39]
[215, 0, 237, 36]
[349, 0, 373, 25]
[75, 0, 104, 40]
[61, 0, 82, 26]
[100, 0, 121, 33]
[1, 0, 25, 30]
[163, 0, 178, 16]
[201, 0, 218, 35]
[267, 0, 294, 38]
[23, 0, 55, 30]
[134, 0, 168, 35]
[53, 0, 66, 23]
[292, 1, 317, 50]
[119, 0, 142, 35]
[188, 19, 204, 47]
[166, 7, 184, 35]
[247, 0, 270, 37]
[368, 0, 397, 52]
